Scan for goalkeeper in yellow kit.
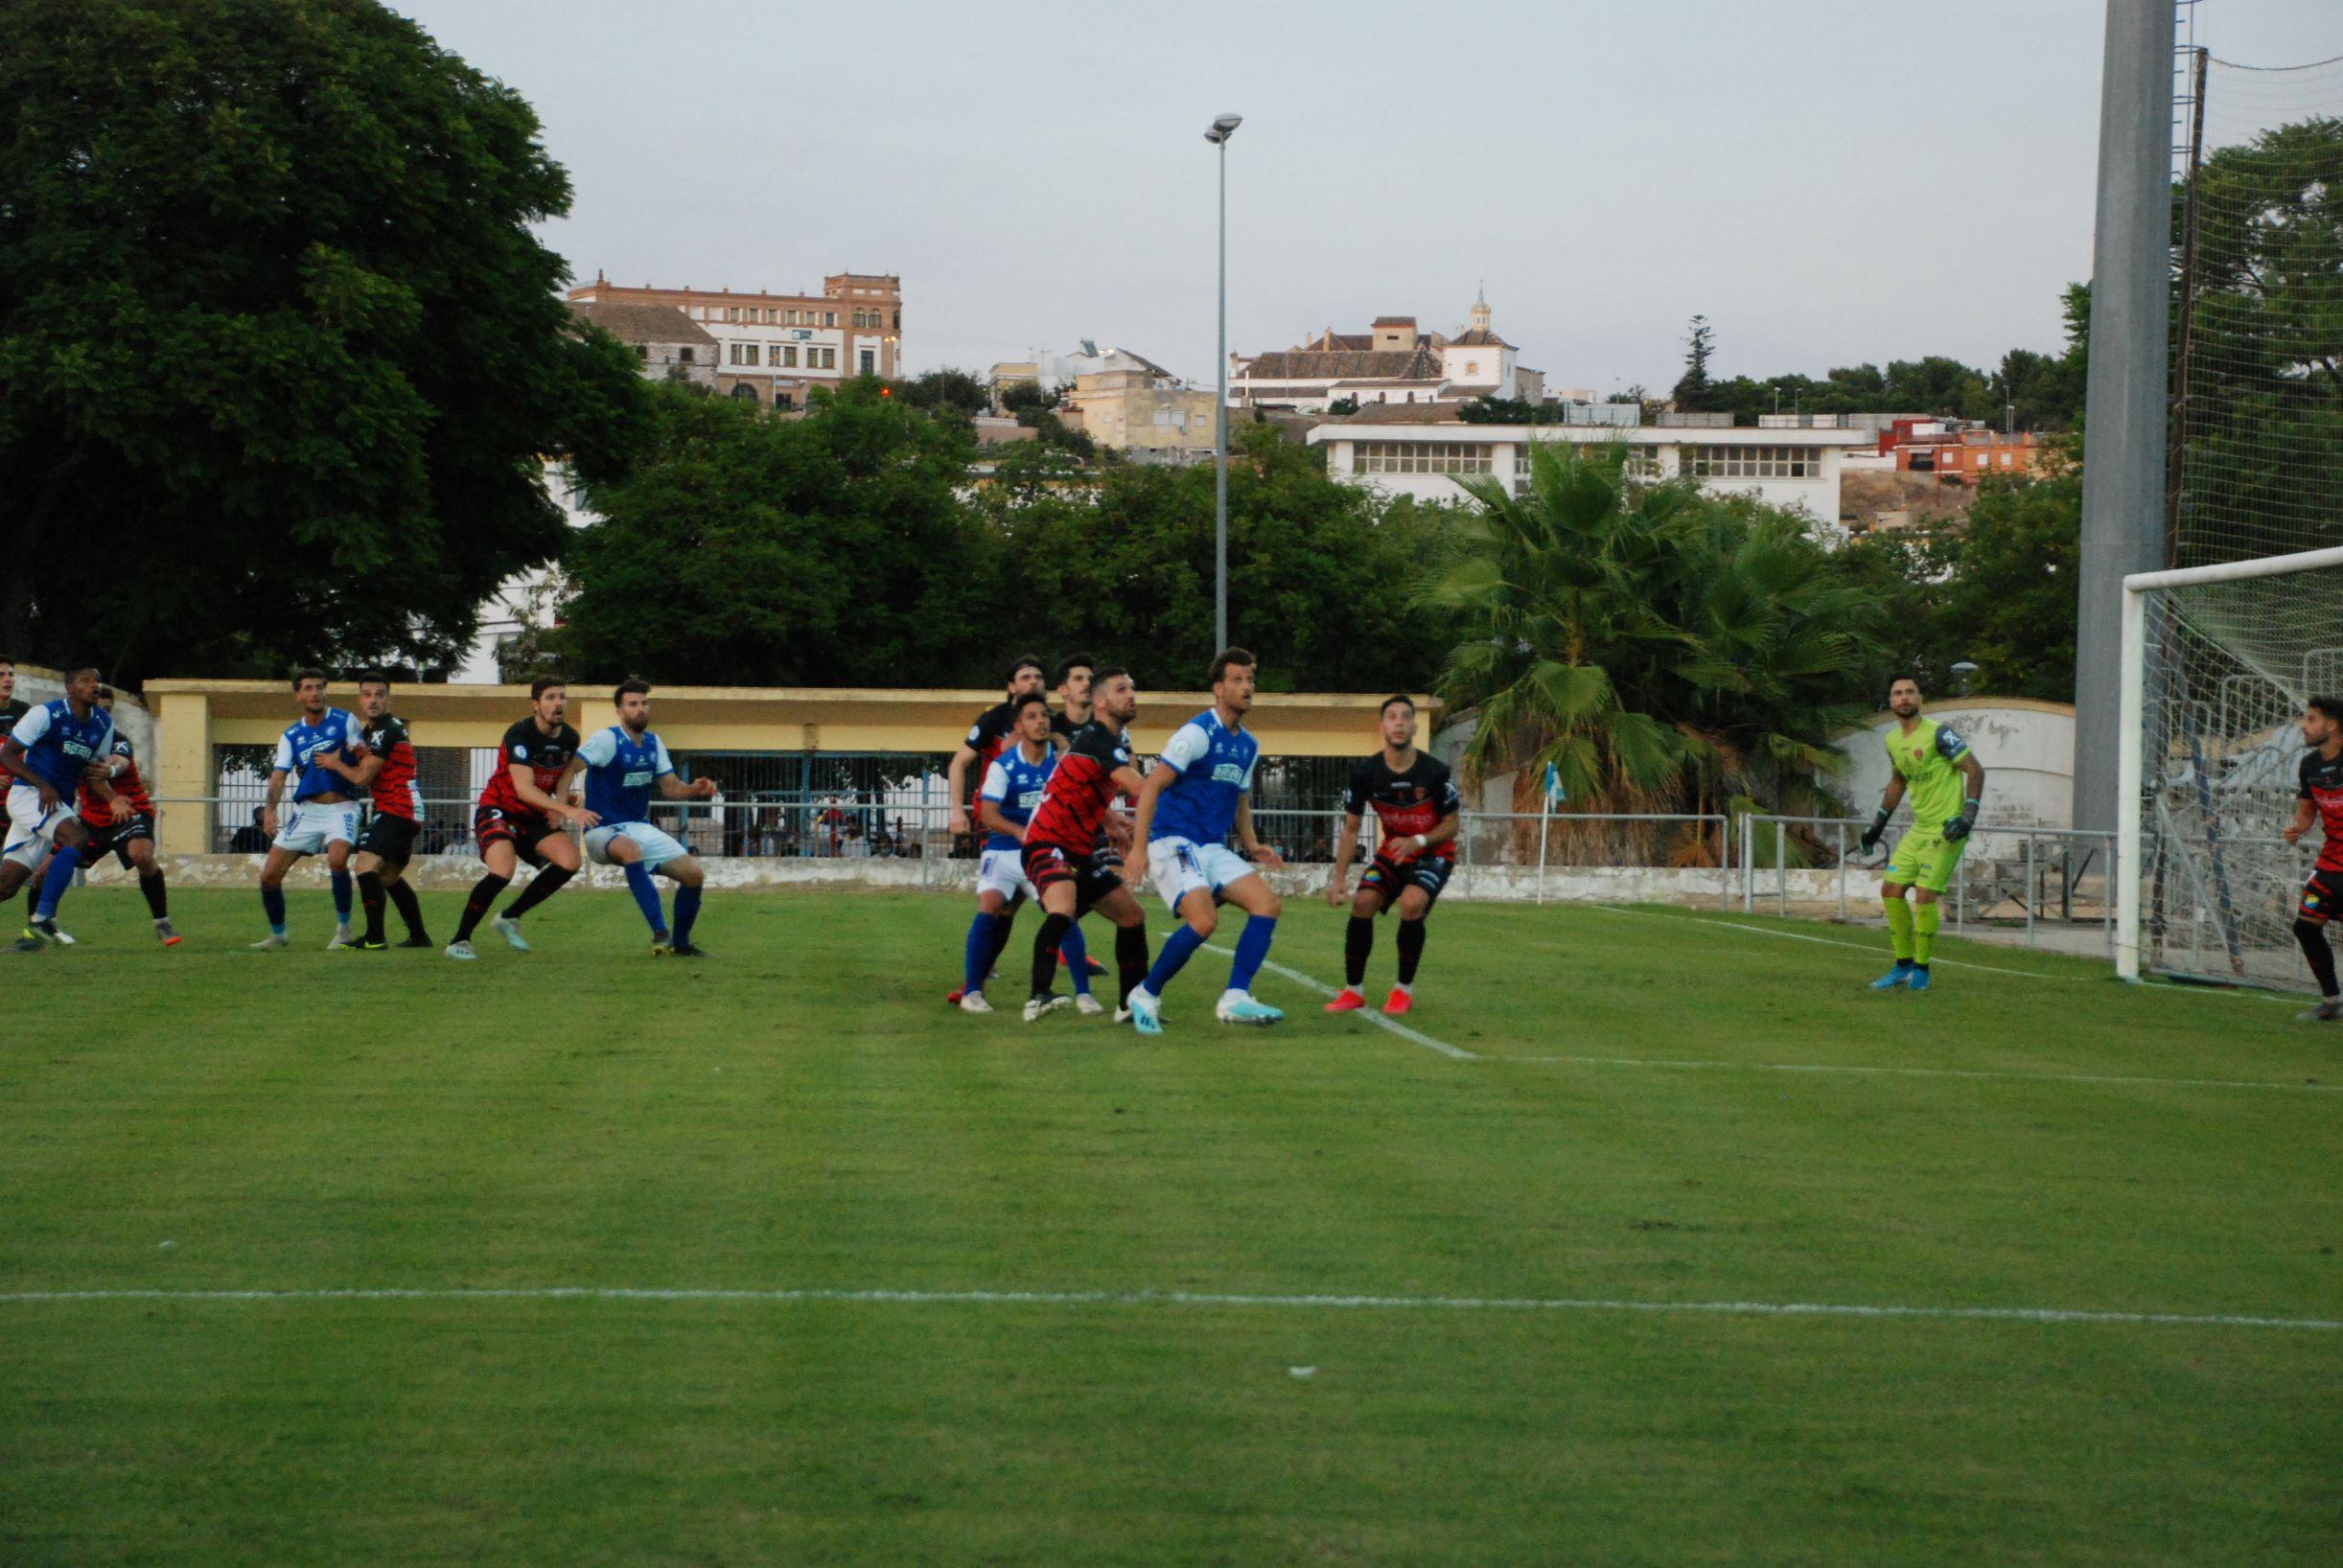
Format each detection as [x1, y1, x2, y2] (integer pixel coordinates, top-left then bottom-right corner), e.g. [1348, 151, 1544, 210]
[1859, 677, 1987, 992]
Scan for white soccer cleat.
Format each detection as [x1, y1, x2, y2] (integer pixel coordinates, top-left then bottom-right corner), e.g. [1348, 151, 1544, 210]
[493, 915, 530, 952]
[1215, 992, 1284, 1026]
[1022, 994, 1071, 1023]
[959, 990, 994, 1014]
[27, 917, 75, 947]
[443, 939, 477, 961]
[1113, 1005, 1132, 1025]
[249, 932, 290, 951]
[1074, 993, 1105, 1017]
[325, 925, 355, 951]
[1126, 990, 1164, 1036]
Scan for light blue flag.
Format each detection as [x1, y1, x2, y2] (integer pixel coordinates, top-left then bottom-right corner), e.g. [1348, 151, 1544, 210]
[1543, 761, 1566, 805]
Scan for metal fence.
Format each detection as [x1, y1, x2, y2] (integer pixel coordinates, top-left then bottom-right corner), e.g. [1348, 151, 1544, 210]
[1736, 814, 2124, 952]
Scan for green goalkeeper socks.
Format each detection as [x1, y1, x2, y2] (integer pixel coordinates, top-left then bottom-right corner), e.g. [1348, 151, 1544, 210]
[1883, 895, 1915, 961]
[1914, 901, 1940, 964]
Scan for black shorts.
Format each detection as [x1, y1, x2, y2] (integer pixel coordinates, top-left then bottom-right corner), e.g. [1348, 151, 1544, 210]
[360, 811, 420, 867]
[1360, 852, 1453, 911]
[2299, 867, 2343, 923]
[76, 813, 154, 870]
[1022, 840, 1124, 913]
[475, 803, 561, 867]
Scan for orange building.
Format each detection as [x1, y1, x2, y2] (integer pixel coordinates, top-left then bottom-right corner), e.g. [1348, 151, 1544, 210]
[1883, 419, 2044, 484]
[568, 271, 901, 409]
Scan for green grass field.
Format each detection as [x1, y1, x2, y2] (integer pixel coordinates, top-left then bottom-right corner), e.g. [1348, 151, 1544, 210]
[2, 887, 2337, 1566]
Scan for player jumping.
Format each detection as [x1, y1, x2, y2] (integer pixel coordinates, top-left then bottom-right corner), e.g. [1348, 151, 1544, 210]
[1860, 677, 1985, 992]
[446, 677, 590, 960]
[1323, 695, 1460, 1015]
[1019, 667, 1153, 1022]
[2282, 697, 2343, 1021]
[347, 672, 433, 951]
[254, 669, 367, 950]
[2, 663, 122, 950]
[577, 679, 719, 956]
[1123, 648, 1287, 1033]
[27, 684, 177, 946]
[961, 691, 1098, 1014]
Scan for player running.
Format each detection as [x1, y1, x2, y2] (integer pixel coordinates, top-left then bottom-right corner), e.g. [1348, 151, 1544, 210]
[26, 684, 177, 946]
[254, 670, 367, 950]
[1019, 667, 1153, 1023]
[577, 679, 719, 956]
[1, 664, 122, 950]
[446, 677, 590, 960]
[346, 672, 433, 951]
[1122, 648, 1287, 1033]
[1322, 695, 1461, 1015]
[2282, 697, 2343, 1021]
[960, 691, 1099, 1014]
[1860, 677, 1986, 992]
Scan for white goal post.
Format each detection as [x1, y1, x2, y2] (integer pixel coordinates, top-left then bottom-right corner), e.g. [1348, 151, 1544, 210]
[2117, 544, 2343, 983]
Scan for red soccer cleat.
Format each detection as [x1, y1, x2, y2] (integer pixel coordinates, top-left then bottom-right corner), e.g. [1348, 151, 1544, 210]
[1380, 988, 1414, 1016]
[1324, 988, 1367, 1012]
[944, 988, 964, 1006]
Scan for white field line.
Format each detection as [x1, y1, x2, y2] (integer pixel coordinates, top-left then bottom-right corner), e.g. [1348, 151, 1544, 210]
[0, 1284, 2332, 1332]
[1592, 904, 2308, 1005]
[1478, 1052, 2343, 1095]
[1195, 938, 1476, 1059]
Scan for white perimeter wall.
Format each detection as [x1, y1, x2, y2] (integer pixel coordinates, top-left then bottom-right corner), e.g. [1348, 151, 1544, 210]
[1829, 700, 2076, 829]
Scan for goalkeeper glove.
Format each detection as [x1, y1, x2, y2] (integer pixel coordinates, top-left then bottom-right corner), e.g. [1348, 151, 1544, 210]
[1859, 809, 1889, 854]
[1942, 799, 1983, 842]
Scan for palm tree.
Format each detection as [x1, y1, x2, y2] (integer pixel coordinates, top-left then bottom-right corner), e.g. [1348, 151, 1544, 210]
[1424, 442, 1882, 863]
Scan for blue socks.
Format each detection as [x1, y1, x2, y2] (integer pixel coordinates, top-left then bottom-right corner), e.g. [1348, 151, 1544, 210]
[624, 862, 666, 936]
[1229, 915, 1277, 995]
[330, 869, 353, 923]
[260, 883, 288, 936]
[964, 911, 1009, 993]
[1143, 922, 1208, 996]
[1060, 920, 1093, 996]
[673, 885, 702, 945]
[35, 851, 77, 922]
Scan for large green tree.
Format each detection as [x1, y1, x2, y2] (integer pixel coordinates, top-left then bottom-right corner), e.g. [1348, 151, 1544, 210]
[554, 380, 997, 686]
[0, 0, 647, 683]
[1426, 444, 1884, 836]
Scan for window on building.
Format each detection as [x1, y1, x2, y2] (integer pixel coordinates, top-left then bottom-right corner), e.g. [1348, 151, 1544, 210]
[678, 347, 695, 363]
[634, 345, 648, 361]
[768, 344, 786, 366]
[1356, 441, 1495, 476]
[775, 393, 795, 411]
[783, 310, 798, 325]
[858, 348, 875, 374]
[727, 306, 741, 323]
[824, 347, 839, 369]
[892, 310, 901, 329]
[1677, 444, 1821, 479]
[780, 345, 798, 367]
[731, 382, 760, 402]
[824, 311, 838, 327]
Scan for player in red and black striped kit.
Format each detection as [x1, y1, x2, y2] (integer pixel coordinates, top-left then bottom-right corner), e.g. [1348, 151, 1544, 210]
[347, 672, 431, 951]
[1323, 695, 1462, 1016]
[945, 654, 1048, 843]
[447, 677, 591, 959]
[2283, 696, 2343, 1020]
[1018, 667, 1152, 1023]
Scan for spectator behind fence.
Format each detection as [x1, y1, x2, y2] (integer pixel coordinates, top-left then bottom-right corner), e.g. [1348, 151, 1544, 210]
[228, 807, 268, 855]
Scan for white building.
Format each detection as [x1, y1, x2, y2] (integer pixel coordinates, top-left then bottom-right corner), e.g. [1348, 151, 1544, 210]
[1230, 291, 1547, 413]
[988, 342, 1178, 404]
[1311, 408, 1870, 529]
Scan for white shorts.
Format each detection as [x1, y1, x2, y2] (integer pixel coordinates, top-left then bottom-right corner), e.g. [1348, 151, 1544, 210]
[273, 800, 360, 857]
[4, 783, 67, 868]
[1147, 836, 1258, 911]
[586, 820, 690, 871]
[976, 846, 1036, 903]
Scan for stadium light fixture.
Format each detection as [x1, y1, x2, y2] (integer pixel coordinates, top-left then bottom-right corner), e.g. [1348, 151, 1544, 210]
[1206, 113, 1241, 652]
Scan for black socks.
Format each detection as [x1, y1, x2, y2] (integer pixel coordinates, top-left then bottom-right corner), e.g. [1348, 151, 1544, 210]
[1115, 923, 1150, 1006]
[1032, 911, 1073, 999]
[453, 872, 510, 942]
[2297, 918, 2338, 998]
[501, 864, 573, 921]
[1345, 915, 1375, 987]
[1397, 918, 1427, 985]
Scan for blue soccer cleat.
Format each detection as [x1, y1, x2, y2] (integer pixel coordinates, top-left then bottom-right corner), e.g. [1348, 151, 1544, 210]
[1908, 967, 1933, 993]
[1869, 961, 1913, 991]
[1127, 991, 1165, 1036]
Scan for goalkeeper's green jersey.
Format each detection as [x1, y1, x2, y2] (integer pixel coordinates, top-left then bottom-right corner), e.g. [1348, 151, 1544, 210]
[1884, 717, 1973, 830]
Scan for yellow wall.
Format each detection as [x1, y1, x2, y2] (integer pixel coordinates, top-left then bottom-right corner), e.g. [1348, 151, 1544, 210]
[141, 680, 1437, 854]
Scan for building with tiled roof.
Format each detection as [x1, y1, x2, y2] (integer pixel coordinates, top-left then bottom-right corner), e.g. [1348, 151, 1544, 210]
[1229, 289, 1544, 413]
[568, 302, 718, 388]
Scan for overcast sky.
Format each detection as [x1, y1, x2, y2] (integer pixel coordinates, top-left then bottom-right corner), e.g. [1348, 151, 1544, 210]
[394, 0, 2337, 393]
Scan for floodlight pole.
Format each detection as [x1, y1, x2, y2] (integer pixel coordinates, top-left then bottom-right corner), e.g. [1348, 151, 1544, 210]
[1207, 113, 1241, 655]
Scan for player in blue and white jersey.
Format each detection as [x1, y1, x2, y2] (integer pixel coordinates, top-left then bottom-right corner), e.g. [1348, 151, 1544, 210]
[253, 669, 369, 950]
[960, 691, 1097, 1016]
[1, 662, 125, 951]
[577, 679, 719, 956]
[1121, 647, 1287, 1032]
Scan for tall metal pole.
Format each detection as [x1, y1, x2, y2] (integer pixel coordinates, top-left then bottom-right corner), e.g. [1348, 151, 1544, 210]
[1214, 135, 1229, 654]
[2071, 0, 2175, 833]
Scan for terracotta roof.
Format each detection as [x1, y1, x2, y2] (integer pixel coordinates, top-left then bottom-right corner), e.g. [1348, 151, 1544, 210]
[1239, 346, 1446, 381]
[1447, 328, 1516, 349]
[1305, 330, 1374, 351]
[569, 302, 717, 346]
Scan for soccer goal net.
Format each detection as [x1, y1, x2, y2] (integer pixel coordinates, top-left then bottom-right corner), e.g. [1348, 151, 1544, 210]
[2120, 550, 2343, 987]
